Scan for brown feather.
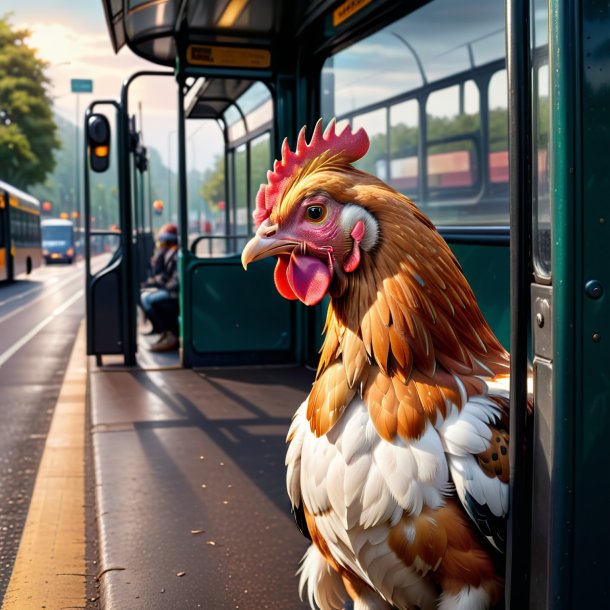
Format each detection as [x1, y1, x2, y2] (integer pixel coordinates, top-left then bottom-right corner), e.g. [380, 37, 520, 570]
[342, 328, 370, 388]
[308, 360, 356, 436]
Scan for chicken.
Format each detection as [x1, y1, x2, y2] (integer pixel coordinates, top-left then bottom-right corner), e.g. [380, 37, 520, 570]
[241, 119, 511, 610]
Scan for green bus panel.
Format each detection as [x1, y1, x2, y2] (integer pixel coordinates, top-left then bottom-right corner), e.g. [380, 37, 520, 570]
[185, 254, 292, 357]
[308, 244, 510, 364]
[450, 243, 510, 351]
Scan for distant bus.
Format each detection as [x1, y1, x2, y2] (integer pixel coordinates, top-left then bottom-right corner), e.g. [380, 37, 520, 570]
[41, 219, 75, 264]
[0, 180, 42, 282]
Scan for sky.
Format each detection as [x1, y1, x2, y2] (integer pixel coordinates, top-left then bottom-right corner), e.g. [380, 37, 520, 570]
[4, 0, 222, 172]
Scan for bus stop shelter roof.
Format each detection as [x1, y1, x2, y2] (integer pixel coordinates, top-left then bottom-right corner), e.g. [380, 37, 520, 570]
[185, 78, 254, 119]
[101, 0, 313, 67]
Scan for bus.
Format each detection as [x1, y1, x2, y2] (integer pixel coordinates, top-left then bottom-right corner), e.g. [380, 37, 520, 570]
[41, 218, 76, 264]
[0, 180, 42, 282]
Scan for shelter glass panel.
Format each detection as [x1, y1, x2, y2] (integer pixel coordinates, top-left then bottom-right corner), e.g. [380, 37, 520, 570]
[249, 132, 271, 233]
[234, 144, 248, 245]
[225, 105, 246, 142]
[191, 120, 228, 258]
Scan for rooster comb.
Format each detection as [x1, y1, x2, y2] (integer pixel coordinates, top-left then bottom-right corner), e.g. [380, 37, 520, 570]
[253, 118, 370, 226]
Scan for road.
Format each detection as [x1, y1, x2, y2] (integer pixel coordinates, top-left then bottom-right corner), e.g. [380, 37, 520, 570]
[0, 261, 86, 602]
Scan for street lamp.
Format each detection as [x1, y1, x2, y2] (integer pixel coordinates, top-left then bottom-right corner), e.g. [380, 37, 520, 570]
[70, 79, 94, 230]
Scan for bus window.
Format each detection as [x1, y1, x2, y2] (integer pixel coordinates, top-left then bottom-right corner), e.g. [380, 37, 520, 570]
[426, 82, 481, 208]
[488, 69, 509, 186]
[322, 0, 506, 227]
[353, 108, 386, 177]
[321, 30, 424, 118]
[389, 100, 419, 200]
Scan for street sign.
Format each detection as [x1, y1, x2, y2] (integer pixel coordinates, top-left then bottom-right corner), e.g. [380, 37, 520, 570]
[71, 79, 93, 93]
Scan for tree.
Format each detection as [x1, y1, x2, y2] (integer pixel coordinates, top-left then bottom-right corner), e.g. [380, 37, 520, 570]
[0, 15, 60, 188]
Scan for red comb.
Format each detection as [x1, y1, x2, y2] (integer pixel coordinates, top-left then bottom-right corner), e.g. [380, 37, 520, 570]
[253, 118, 370, 226]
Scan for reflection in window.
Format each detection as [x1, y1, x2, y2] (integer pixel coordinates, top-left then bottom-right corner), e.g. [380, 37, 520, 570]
[532, 0, 549, 48]
[320, 0, 508, 226]
[353, 109, 386, 175]
[533, 64, 551, 278]
[426, 82, 481, 200]
[322, 32, 424, 117]
[488, 70, 509, 185]
[389, 100, 419, 198]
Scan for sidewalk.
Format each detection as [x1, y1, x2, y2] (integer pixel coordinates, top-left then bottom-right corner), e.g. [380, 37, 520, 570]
[2, 323, 88, 609]
[90, 364, 313, 609]
[3, 327, 315, 610]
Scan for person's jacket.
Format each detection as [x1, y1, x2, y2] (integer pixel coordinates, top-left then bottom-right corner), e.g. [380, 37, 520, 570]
[143, 247, 179, 298]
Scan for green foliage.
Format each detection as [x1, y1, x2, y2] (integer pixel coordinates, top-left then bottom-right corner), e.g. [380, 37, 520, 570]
[199, 138, 272, 221]
[0, 15, 60, 188]
[199, 155, 225, 210]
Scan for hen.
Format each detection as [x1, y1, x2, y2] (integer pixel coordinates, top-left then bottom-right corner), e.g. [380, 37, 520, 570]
[242, 119, 510, 610]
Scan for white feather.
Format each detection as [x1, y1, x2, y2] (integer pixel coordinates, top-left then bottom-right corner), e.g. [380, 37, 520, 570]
[298, 544, 348, 610]
[438, 586, 492, 610]
[340, 203, 379, 251]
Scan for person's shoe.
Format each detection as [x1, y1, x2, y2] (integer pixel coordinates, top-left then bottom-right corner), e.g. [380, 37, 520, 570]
[149, 331, 179, 352]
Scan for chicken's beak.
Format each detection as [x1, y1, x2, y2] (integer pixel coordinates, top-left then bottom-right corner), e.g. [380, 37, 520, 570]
[241, 220, 298, 269]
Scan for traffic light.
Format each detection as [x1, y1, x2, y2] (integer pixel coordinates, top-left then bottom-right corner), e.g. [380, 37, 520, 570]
[87, 113, 111, 172]
[153, 200, 164, 215]
[42, 201, 52, 213]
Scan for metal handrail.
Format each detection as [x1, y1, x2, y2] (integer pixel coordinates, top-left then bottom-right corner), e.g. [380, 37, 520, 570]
[190, 233, 250, 256]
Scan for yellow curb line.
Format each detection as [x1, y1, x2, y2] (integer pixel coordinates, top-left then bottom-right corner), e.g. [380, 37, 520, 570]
[2, 322, 87, 610]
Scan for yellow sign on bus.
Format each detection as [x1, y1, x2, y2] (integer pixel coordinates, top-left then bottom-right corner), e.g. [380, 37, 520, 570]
[332, 0, 374, 27]
[187, 44, 271, 69]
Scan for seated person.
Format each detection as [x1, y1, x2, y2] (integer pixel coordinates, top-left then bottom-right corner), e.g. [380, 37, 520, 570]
[140, 224, 180, 352]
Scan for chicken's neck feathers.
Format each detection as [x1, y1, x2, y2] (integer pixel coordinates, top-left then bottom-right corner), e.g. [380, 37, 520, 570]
[308, 181, 509, 440]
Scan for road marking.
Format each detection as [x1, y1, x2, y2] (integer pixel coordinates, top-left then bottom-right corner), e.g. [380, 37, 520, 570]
[0, 269, 83, 326]
[2, 323, 87, 609]
[0, 289, 84, 367]
[0, 255, 106, 323]
[0, 277, 59, 307]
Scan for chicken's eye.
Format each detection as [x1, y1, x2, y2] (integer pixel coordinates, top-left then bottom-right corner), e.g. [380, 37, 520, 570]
[305, 205, 327, 223]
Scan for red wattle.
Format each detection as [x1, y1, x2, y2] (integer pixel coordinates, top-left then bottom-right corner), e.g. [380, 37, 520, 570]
[286, 253, 331, 306]
[274, 256, 298, 301]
